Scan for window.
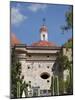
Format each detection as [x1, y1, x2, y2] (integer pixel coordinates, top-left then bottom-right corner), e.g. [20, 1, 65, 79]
[40, 90, 51, 95]
[40, 90, 47, 94]
[40, 72, 50, 79]
[28, 66, 30, 69]
[29, 81, 31, 83]
[43, 34, 45, 40]
[40, 90, 43, 94]
[43, 90, 47, 94]
[47, 55, 49, 58]
[47, 80, 49, 83]
[29, 55, 31, 57]
[22, 76, 24, 79]
[47, 66, 49, 68]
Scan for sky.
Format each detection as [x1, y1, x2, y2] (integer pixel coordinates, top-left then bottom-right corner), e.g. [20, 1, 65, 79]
[10, 1, 72, 46]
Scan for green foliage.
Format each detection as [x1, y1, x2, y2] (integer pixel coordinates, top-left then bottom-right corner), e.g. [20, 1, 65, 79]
[66, 63, 73, 94]
[57, 53, 69, 72]
[11, 47, 24, 98]
[56, 51, 73, 95]
[59, 76, 64, 95]
[64, 39, 72, 48]
[65, 7, 73, 29]
[64, 75, 70, 91]
[54, 77, 57, 95]
[61, 6, 73, 32]
[51, 76, 54, 95]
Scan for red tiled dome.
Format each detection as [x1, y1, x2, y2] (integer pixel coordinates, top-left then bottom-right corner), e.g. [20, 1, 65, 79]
[32, 40, 56, 47]
[11, 34, 20, 46]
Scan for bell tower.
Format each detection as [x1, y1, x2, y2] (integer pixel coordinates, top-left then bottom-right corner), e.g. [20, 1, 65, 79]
[40, 18, 48, 41]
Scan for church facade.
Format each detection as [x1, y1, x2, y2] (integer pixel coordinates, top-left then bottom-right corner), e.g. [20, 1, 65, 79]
[11, 22, 72, 97]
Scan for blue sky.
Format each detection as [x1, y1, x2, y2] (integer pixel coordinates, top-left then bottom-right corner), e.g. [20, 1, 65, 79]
[10, 2, 72, 46]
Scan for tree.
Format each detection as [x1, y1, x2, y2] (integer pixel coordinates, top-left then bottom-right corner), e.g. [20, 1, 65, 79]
[61, 6, 73, 32]
[10, 47, 24, 98]
[56, 51, 72, 95]
[56, 53, 68, 95]
[64, 39, 72, 48]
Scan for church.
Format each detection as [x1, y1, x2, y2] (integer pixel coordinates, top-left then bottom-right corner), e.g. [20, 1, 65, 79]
[11, 20, 72, 97]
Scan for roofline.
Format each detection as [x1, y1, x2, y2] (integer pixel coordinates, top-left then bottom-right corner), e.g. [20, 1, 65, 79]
[26, 46, 61, 50]
[11, 44, 72, 50]
[11, 44, 62, 50]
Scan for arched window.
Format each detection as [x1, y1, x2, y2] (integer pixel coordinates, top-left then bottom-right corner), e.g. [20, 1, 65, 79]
[43, 34, 45, 40]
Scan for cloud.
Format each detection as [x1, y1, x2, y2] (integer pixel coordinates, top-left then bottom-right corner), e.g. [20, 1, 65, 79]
[28, 4, 47, 12]
[11, 7, 27, 25]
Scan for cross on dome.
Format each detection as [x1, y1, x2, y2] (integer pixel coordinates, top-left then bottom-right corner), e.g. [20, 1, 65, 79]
[43, 18, 46, 26]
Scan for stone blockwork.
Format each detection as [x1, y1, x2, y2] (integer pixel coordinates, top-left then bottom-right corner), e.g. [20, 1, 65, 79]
[15, 45, 61, 96]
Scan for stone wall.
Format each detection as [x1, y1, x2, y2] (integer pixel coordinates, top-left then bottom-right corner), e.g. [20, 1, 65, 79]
[20, 60, 54, 90]
[15, 46, 60, 96]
